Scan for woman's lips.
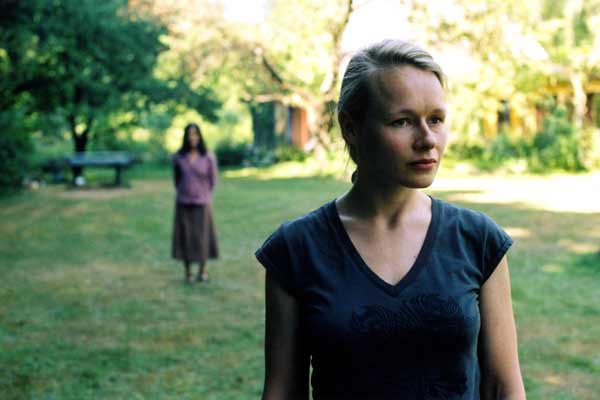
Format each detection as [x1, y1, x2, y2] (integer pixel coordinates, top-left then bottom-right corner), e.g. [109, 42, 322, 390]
[408, 159, 437, 170]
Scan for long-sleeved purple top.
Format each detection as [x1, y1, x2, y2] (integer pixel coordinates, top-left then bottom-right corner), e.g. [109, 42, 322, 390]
[173, 152, 218, 205]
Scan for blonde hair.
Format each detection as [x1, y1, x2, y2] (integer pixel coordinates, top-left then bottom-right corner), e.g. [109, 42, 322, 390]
[337, 40, 445, 125]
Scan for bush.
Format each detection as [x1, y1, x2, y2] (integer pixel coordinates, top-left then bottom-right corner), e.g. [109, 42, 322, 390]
[448, 103, 598, 173]
[274, 145, 308, 162]
[242, 146, 276, 167]
[215, 140, 250, 166]
[449, 132, 527, 172]
[530, 106, 586, 172]
[0, 110, 33, 191]
[448, 140, 486, 161]
[215, 140, 310, 168]
[577, 126, 600, 170]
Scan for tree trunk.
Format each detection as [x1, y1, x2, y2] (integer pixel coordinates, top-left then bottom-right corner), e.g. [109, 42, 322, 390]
[313, 99, 337, 150]
[71, 133, 88, 179]
[69, 114, 91, 180]
[569, 71, 586, 130]
[312, 0, 354, 152]
[254, 0, 354, 155]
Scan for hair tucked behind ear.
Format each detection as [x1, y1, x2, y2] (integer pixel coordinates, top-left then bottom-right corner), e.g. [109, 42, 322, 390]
[337, 40, 445, 180]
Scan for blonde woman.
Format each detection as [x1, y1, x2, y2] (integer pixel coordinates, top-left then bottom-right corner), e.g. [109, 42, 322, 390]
[256, 40, 525, 399]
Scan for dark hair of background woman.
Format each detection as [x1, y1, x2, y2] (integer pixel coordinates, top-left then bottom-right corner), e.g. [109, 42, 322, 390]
[178, 123, 207, 156]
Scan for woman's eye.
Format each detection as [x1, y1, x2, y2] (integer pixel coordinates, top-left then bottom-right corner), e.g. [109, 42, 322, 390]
[430, 116, 444, 124]
[392, 118, 411, 127]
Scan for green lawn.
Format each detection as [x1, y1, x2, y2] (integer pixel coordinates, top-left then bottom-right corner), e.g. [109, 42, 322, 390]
[1, 164, 599, 399]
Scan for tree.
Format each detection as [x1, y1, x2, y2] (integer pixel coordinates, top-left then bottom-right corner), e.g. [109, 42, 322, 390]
[1, 0, 220, 178]
[538, 0, 600, 129]
[136, 0, 600, 169]
[143, 0, 354, 152]
[258, 0, 354, 150]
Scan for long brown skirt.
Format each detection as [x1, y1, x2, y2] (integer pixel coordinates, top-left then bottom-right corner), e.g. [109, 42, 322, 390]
[172, 203, 219, 263]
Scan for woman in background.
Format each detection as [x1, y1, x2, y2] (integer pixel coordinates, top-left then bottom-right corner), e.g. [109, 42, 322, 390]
[172, 123, 219, 283]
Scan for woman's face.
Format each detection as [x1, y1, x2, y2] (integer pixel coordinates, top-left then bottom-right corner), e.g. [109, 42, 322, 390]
[352, 65, 449, 189]
[187, 127, 201, 148]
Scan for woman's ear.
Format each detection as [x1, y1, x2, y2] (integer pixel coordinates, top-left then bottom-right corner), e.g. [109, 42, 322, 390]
[339, 111, 358, 145]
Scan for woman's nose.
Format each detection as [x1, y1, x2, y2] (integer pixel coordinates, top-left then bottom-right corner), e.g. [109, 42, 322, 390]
[413, 119, 435, 150]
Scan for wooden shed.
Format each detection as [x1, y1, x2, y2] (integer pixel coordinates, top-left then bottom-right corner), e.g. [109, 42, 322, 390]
[250, 101, 309, 150]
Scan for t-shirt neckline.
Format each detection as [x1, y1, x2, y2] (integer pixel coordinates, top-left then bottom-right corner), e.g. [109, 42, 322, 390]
[326, 196, 440, 297]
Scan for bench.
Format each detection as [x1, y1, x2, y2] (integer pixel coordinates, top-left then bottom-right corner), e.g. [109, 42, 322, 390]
[40, 158, 69, 183]
[68, 151, 133, 186]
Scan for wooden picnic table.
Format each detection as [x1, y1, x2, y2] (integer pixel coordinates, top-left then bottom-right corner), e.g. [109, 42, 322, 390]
[68, 151, 133, 186]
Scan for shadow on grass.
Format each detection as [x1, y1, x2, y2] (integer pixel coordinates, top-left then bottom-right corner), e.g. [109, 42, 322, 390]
[573, 251, 600, 276]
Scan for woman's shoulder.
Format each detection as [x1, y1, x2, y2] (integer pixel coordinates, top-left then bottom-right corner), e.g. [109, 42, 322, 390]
[256, 202, 334, 276]
[434, 197, 497, 228]
[285, 201, 332, 227]
[433, 197, 513, 281]
[275, 201, 334, 242]
[433, 196, 511, 248]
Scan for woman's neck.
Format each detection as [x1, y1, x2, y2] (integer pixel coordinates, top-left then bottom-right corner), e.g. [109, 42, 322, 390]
[337, 175, 429, 227]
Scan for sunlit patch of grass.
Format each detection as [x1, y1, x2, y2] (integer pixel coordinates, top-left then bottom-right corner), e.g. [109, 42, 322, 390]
[432, 171, 600, 213]
[541, 263, 565, 274]
[223, 158, 351, 181]
[557, 240, 598, 254]
[504, 226, 532, 238]
[542, 374, 565, 385]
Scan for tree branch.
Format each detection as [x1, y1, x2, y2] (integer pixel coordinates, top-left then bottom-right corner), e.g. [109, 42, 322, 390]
[321, 0, 354, 98]
[257, 48, 316, 105]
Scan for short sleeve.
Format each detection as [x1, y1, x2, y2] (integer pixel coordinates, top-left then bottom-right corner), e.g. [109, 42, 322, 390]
[255, 225, 298, 296]
[479, 213, 513, 284]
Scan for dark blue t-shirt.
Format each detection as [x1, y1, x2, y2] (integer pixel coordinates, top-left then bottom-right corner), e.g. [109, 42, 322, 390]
[255, 197, 513, 400]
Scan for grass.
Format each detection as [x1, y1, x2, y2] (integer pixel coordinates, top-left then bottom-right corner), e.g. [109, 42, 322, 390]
[1, 163, 599, 399]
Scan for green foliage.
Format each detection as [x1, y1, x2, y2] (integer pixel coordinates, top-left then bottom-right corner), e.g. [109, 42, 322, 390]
[3, 0, 600, 180]
[595, 95, 600, 129]
[0, 0, 220, 156]
[450, 133, 527, 172]
[214, 140, 251, 167]
[215, 143, 308, 167]
[530, 106, 586, 171]
[0, 109, 32, 191]
[449, 102, 600, 173]
[243, 147, 277, 167]
[446, 140, 485, 163]
[274, 145, 308, 162]
[249, 102, 276, 148]
[214, 142, 307, 168]
[483, 133, 527, 169]
[0, 0, 224, 189]
[573, 8, 592, 46]
[86, 110, 171, 162]
[2, 0, 162, 113]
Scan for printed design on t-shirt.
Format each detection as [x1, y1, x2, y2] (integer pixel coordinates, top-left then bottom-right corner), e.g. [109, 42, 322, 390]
[349, 294, 478, 399]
